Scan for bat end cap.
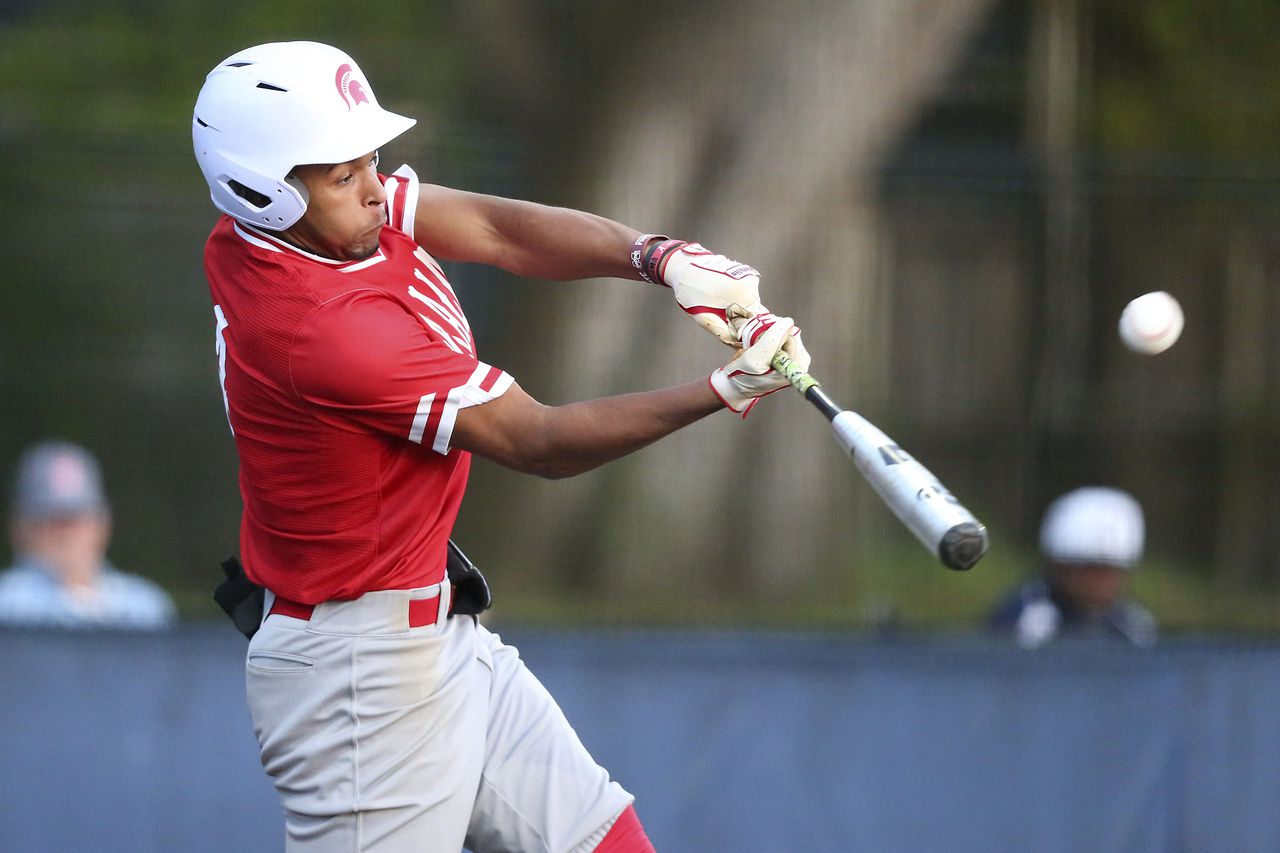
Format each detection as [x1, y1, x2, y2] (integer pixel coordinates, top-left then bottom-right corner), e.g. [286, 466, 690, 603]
[939, 522, 988, 571]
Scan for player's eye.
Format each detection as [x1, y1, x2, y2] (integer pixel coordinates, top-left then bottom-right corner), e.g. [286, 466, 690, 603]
[337, 172, 353, 185]
[370, 152, 380, 169]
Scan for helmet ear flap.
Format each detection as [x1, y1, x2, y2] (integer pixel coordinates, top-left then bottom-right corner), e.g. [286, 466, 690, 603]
[207, 165, 308, 229]
[284, 174, 310, 207]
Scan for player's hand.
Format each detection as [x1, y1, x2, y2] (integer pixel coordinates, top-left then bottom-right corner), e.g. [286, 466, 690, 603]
[709, 307, 810, 417]
[734, 305, 811, 371]
[658, 242, 767, 347]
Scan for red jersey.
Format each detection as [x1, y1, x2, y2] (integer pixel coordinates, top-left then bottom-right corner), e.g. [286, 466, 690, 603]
[203, 166, 512, 603]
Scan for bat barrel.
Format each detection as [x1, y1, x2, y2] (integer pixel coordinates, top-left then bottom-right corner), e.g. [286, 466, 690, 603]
[830, 410, 990, 571]
[938, 521, 988, 571]
[773, 351, 990, 572]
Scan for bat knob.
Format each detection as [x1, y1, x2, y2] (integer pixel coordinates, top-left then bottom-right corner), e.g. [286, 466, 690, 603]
[939, 522, 988, 571]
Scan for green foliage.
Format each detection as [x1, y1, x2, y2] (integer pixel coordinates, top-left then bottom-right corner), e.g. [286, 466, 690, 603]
[0, 0, 1276, 631]
[1091, 0, 1280, 155]
[487, 544, 1280, 635]
[0, 0, 457, 138]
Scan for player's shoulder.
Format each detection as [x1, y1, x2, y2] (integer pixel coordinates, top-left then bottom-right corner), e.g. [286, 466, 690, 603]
[205, 216, 309, 290]
[0, 562, 53, 592]
[0, 564, 60, 624]
[300, 286, 423, 349]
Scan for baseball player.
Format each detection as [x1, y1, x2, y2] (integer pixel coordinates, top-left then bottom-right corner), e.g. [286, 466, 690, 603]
[194, 41, 808, 852]
[989, 486, 1157, 647]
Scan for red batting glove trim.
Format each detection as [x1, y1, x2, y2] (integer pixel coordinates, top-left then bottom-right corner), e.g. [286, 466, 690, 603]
[682, 305, 730, 320]
[740, 314, 777, 346]
[708, 373, 753, 419]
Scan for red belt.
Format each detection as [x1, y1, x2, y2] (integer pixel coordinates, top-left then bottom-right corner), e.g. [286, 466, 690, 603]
[269, 586, 453, 627]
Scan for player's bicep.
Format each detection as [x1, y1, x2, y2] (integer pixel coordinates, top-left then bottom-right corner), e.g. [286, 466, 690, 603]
[413, 183, 506, 266]
[451, 382, 554, 475]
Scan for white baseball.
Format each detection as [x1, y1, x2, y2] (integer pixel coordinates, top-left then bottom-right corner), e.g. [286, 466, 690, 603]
[1119, 291, 1183, 355]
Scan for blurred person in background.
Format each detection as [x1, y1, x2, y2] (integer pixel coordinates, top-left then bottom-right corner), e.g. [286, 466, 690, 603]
[0, 441, 176, 630]
[989, 486, 1156, 648]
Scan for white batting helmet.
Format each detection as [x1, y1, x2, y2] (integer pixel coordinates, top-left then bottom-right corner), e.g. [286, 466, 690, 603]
[192, 41, 416, 230]
[1039, 486, 1145, 569]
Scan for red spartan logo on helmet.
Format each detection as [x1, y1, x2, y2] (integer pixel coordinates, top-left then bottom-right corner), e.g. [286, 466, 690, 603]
[334, 63, 370, 111]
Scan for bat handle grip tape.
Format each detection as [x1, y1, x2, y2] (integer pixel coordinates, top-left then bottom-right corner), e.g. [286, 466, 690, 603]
[772, 352, 819, 395]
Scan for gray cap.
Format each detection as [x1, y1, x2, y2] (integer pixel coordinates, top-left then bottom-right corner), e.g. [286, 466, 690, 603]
[11, 441, 110, 520]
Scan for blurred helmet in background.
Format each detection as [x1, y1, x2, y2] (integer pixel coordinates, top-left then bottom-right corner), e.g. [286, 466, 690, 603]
[192, 41, 416, 230]
[1039, 486, 1145, 569]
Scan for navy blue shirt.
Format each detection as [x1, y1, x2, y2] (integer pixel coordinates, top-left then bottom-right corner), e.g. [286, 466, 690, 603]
[989, 578, 1156, 647]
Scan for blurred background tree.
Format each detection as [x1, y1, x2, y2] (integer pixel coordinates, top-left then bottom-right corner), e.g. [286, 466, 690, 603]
[0, 0, 1275, 629]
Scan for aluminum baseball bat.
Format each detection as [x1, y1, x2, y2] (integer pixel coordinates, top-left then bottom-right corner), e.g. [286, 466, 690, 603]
[772, 351, 988, 570]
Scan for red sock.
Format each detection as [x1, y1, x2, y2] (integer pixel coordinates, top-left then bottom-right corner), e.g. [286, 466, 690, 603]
[594, 804, 656, 852]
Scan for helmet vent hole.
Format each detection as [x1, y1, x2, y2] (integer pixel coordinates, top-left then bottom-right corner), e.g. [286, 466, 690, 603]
[228, 180, 272, 210]
[226, 61, 254, 68]
[195, 117, 210, 128]
[255, 82, 287, 92]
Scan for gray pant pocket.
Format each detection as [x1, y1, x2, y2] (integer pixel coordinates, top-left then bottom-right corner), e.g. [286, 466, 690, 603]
[247, 651, 315, 673]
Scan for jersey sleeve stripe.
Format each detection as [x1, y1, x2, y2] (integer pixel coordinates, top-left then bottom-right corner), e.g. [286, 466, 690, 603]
[429, 362, 514, 455]
[408, 392, 437, 444]
[477, 364, 506, 393]
[390, 182, 408, 232]
[383, 175, 401, 227]
[391, 164, 421, 241]
[401, 173, 419, 241]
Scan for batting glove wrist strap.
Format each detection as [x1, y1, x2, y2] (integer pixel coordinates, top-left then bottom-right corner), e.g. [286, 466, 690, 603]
[646, 239, 688, 286]
[630, 234, 667, 284]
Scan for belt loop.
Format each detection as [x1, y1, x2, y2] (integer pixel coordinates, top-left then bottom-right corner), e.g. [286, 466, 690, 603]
[436, 580, 451, 630]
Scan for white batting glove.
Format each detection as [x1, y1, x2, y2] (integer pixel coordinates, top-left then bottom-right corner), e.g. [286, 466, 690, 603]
[740, 307, 810, 368]
[655, 242, 768, 347]
[709, 307, 811, 417]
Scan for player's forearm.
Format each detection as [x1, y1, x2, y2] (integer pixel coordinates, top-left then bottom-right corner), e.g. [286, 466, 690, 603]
[528, 380, 722, 478]
[455, 379, 722, 479]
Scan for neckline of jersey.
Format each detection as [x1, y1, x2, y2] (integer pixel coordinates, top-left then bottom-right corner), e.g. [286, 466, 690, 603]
[234, 221, 386, 272]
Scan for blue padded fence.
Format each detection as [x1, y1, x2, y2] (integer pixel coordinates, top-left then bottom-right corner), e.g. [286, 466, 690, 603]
[1, 626, 1278, 852]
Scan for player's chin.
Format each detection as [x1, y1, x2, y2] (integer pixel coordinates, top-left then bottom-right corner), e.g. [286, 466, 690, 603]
[346, 224, 383, 260]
